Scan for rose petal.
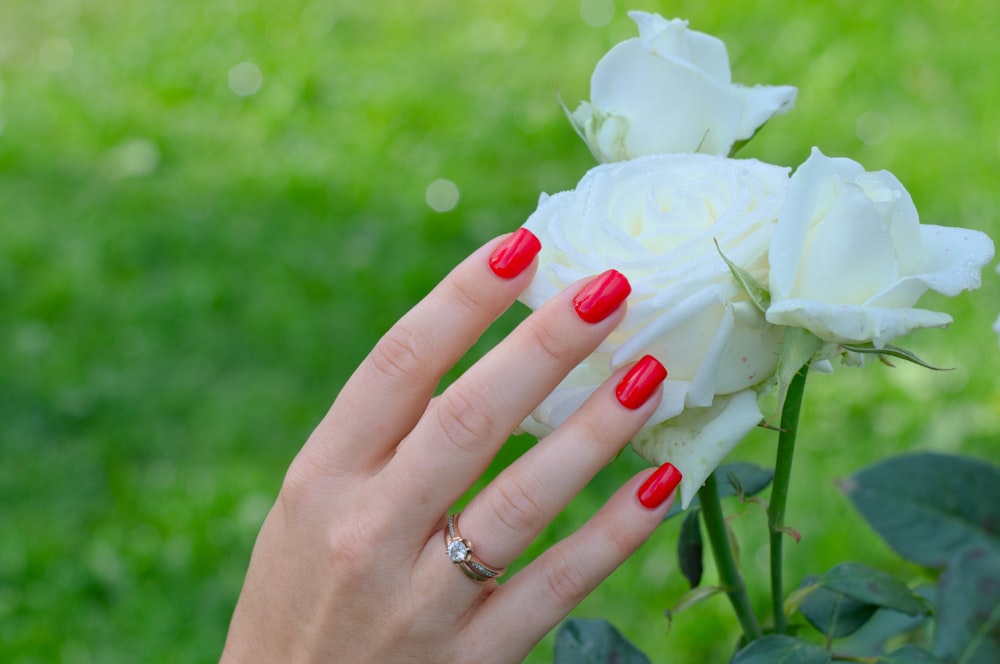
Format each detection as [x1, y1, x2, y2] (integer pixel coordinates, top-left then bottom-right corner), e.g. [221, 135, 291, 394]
[631, 389, 764, 507]
[732, 84, 798, 140]
[766, 298, 954, 348]
[590, 40, 740, 156]
[627, 11, 732, 84]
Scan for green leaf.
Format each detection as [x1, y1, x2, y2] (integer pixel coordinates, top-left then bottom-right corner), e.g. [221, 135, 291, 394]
[795, 564, 928, 641]
[678, 508, 704, 588]
[715, 239, 771, 314]
[554, 618, 651, 664]
[730, 635, 832, 664]
[933, 544, 1000, 664]
[840, 453, 1000, 568]
[839, 343, 951, 371]
[877, 644, 945, 663]
[798, 577, 879, 639]
[664, 462, 774, 521]
[821, 563, 929, 617]
[835, 585, 936, 658]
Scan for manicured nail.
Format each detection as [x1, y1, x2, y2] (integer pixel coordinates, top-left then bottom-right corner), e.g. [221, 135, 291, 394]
[573, 269, 631, 323]
[616, 355, 667, 409]
[489, 228, 541, 279]
[637, 463, 682, 509]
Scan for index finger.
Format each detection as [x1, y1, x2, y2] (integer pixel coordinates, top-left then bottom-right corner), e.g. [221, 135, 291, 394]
[300, 230, 542, 473]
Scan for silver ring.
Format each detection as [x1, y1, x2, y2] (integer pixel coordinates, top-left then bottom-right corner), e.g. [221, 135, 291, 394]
[444, 513, 505, 583]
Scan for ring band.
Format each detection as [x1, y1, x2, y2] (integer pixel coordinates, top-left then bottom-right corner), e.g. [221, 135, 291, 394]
[444, 513, 505, 583]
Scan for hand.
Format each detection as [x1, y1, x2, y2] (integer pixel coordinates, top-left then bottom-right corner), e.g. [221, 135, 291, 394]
[222, 230, 681, 663]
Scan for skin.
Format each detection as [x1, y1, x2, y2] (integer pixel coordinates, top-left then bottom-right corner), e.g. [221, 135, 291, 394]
[222, 234, 675, 663]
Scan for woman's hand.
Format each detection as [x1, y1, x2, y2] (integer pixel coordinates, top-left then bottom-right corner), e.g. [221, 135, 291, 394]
[222, 230, 681, 663]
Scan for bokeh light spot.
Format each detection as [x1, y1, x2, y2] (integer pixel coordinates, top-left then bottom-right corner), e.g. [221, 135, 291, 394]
[580, 0, 615, 28]
[228, 61, 263, 97]
[426, 179, 460, 212]
[40, 37, 74, 72]
[856, 111, 891, 145]
[105, 138, 161, 179]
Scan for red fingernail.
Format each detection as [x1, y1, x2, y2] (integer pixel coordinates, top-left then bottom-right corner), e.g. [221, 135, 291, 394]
[573, 269, 631, 323]
[637, 463, 682, 509]
[489, 228, 541, 279]
[616, 355, 667, 409]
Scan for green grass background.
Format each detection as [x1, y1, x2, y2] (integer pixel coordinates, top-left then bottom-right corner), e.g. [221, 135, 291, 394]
[2, 0, 999, 661]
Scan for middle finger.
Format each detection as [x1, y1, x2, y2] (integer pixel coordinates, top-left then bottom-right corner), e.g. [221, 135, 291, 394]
[382, 269, 632, 528]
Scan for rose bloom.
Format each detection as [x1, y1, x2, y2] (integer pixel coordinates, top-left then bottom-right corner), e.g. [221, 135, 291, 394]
[568, 11, 797, 162]
[766, 148, 995, 348]
[519, 153, 788, 506]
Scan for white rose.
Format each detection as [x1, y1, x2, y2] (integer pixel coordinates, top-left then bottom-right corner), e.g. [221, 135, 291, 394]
[569, 11, 797, 162]
[766, 148, 996, 348]
[519, 153, 789, 506]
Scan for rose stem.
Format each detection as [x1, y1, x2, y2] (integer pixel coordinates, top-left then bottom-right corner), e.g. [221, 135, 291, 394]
[698, 473, 763, 641]
[768, 364, 810, 634]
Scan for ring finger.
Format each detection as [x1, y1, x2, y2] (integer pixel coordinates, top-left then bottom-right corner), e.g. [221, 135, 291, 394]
[427, 355, 667, 592]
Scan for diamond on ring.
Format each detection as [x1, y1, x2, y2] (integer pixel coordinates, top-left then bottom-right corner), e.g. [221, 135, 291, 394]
[443, 513, 505, 583]
[447, 538, 470, 563]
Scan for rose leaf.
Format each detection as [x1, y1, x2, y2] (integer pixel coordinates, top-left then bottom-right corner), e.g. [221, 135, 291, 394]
[554, 618, 651, 664]
[839, 453, 1000, 568]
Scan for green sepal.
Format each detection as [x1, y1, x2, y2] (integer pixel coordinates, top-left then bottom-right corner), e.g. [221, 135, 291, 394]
[839, 342, 951, 371]
[664, 585, 726, 632]
[714, 239, 771, 315]
[728, 125, 764, 158]
[772, 327, 823, 421]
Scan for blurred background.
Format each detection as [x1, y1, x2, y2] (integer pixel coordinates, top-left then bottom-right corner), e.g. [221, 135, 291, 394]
[2, 0, 998, 661]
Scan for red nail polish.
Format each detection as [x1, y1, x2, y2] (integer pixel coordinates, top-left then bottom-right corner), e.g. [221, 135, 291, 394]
[637, 463, 682, 509]
[573, 270, 631, 323]
[489, 229, 541, 279]
[616, 355, 667, 409]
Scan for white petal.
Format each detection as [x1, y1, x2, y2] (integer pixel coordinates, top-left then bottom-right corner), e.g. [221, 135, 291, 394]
[732, 84, 797, 140]
[769, 147, 865, 300]
[590, 40, 740, 156]
[766, 298, 953, 348]
[864, 224, 994, 309]
[631, 390, 764, 508]
[910, 225, 994, 296]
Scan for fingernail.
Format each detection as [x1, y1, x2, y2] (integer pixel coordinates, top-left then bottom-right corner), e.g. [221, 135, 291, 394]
[573, 269, 631, 323]
[616, 355, 667, 409]
[489, 228, 541, 279]
[637, 463, 682, 509]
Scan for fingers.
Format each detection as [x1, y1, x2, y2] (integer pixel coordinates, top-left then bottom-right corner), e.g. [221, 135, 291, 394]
[301, 230, 541, 473]
[468, 466, 681, 661]
[383, 269, 633, 524]
[455, 357, 668, 571]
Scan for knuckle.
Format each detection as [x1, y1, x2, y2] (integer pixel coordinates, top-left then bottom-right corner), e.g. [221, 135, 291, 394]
[280, 452, 322, 509]
[435, 383, 499, 455]
[524, 318, 574, 367]
[489, 474, 545, 534]
[370, 322, 428, 380]
[600, 514, 641, 557]
[575, 416, 614, 452]
[443, 274, 491, 319]
[543, 551, 591, 604]
[324, 527, 367, 572]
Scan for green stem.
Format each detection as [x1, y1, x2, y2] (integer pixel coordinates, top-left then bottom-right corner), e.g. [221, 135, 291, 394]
[768, 364, 809, 633]
[699, 472, 763, 642]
